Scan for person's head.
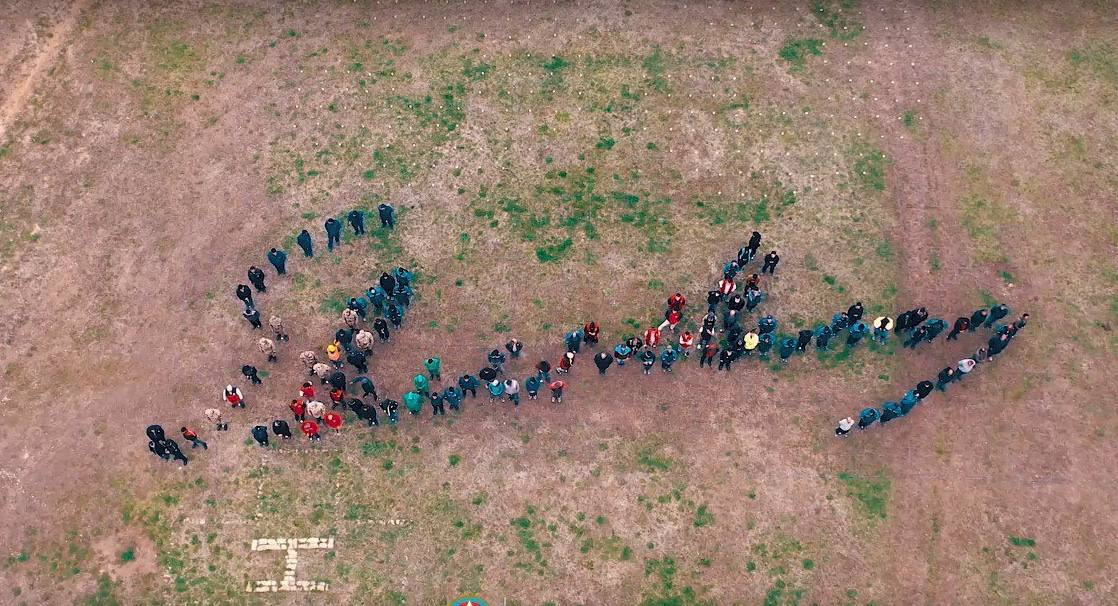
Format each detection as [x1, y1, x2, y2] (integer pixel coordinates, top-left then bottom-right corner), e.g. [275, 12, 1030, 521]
[180, 427, 187, 433]
[918, 306, 927, 314]
[225, 384, 233, 393]
[270, 248, 278, 254]
[855, 301, 862, 307]
[1021, 313, 1030, 321]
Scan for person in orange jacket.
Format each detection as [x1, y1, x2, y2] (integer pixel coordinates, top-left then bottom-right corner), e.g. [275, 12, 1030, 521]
[326, 342, 343, 368]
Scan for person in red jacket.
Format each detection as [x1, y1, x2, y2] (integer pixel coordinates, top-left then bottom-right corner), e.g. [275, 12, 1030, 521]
[557, 351, 574, 374]
[300, 420, 321, 442]
[223, 385, 245, 408]
[583, 322, 600, 346]
[699, 342, 717, 368]
[289, 398, 306, 422]
[548, 379, 566, 403]
[329, 387, 346, 410]
[299, 381, 315, 400]
[323, 412, 343, 434]
[678, 331, 694, 357]
[658, 309, 682, 332]
[667, 292, 686, 312]
[643, 326, 662, 348]
[718, 277, 735, 299]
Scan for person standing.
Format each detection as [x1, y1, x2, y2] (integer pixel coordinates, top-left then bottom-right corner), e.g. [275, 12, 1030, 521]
[354, 329, 374, 354]
[778, 337, 796, 362]
[796, 329, 813, 353]
[815, 324, 833, 350]
[760, 250, 780, 275]
[915, 380, 935, 400]
[300, 350, 318, 376]
[289, 398, 307, 422]
[643, 326, 662, 349]
[678, 331, 694, 358]
[857, 408, 879, 430]
[459, 374, 480, 398]
[403, 391, 424, 416]
[757, 333, 774, 359]
[258, 337, 277, 363]
[243, 306, 262, 330]
[272, 419, 293, 439]
[488, 349, 507, 375]
[327, 343, 343, 368]
[351, 375, 378, 401]
[936, 367, 956, 391]
[904, 325, 928, 349]
[505, 338, 524, 359]
[947, 316, 970, 340]
[324, 412, 343, 434]
[524, 376, 540, 400]
[248, 266, 267, 293]
[835, 417, 855, 437]
[236, 283, 254, 308]
[296, 229, 313, 257]
[614, 342, 632, 366]
[342, 307, 359, 330]
[743, 331, 759, 357]
[880, 402, 902, 424]
[746, 231, 762, 263]
[204, 408, 228, 431]
[548, 379, 566, 403]
[700, 342, 717, 368]
[872, 317, 893, 343]
[1013, 313, 1029, 332]
[380, 399, 400, 425]
[504, 379, 520, 406]
[324, 217, 342, 251]
[968, 308, 988, 331]
[956, 358, 977, 380]
[307, 399, 326, 423]
[251, 425, 270, 447]
[163, 439, 189, 465]
[717, 347, 734, 371]
[718, 277, 736, 299]
[373, 317, 391, 342]
[899, 390, 919, 415]
[428, 389, 446, 415]
[424, 357, 442, 380]
[413, 373, 430, 397]
[667, 292, 686, 312]
[181, 427, 208, 449]
[583, 322, 600, 346]
[593, 351, 613, 375]
[347, 209, 365, 236]
[301, 420, 322, 442]
[847, 302, 864, 325]
[268, 315, 289, 342]
[267, 247, 287, 274]
[639, 349, 656, 374]
[660, 347, 678, 372]
[564, 329, 583, 354]
[241, 364, 262, 385]
[223, 385, 245, 409]
[378, 203, 396, 229]
[986, 303, 1009, 327]
[557, 351, 575, 374]
[486, 379, 506, 402]
[444, 385, 464, 410]
[758, 315, 777, 335]
[706, 289, 721, 312]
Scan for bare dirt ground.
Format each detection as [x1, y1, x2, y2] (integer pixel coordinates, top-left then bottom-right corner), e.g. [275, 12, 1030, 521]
[0, 1, 1116, 604]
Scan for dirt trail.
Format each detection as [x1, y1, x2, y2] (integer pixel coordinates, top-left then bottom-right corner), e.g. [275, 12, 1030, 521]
[0, 0, 87, 142]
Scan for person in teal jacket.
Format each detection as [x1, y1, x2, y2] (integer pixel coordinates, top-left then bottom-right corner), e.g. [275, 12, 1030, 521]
[899, 390, 919, 415]
[443, 386, 463, 411]
[778, 337, 796, 362]
[424, 357, 441, 380]
[458, 374, 479, 398]
[525, 376, 541, 400]
[660, 347, 678, 372]
[403, 391, 424, 415]
[487, 379, 506, 401]
[413, 373, 429, 396]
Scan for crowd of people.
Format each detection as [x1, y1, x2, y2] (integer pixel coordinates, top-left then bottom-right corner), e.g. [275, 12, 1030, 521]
[145, 214, 1024, 463]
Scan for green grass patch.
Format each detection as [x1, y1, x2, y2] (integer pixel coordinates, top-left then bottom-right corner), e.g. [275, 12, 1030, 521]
[535, 238, 573, 263]
[812, 0, 864, 41]
[778, 38, 824, 72]
[1009, 536, 1036, 547]
[837, 471, 890, 519]
[961, 195, 1012, 262]
[693, 504, 715, 527]
[852, 143, 888, 192]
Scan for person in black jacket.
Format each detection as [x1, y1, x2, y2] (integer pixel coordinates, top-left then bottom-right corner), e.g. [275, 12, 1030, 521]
[847, 301, 864, 324]
[347, 209, 365, 235]
[267, 248, 287, 274]
[760, 250, 780, 275]
[296, 229, 313, 257]
[593, 351, 613, 375]
[235, 284, 253, 307]
[272, 419, 294, 439]
[247, 266, 266, 292]
[915, 380, 934, 400]
[324, 218, 342, 251]
[378, 203, 395, 229]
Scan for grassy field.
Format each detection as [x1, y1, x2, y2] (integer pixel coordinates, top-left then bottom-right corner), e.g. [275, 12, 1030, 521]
[0, 1, 1116, 604]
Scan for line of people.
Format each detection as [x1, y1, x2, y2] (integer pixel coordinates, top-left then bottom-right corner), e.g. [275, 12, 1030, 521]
[835, 310, 1028, 436]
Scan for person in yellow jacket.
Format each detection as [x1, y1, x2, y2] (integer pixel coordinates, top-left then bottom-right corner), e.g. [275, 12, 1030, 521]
[327, 342, 343, 368]
[743, 331, 759, 356]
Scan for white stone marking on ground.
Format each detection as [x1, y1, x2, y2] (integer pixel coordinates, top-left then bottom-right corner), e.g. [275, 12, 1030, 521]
[246, 537, 334, 592]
